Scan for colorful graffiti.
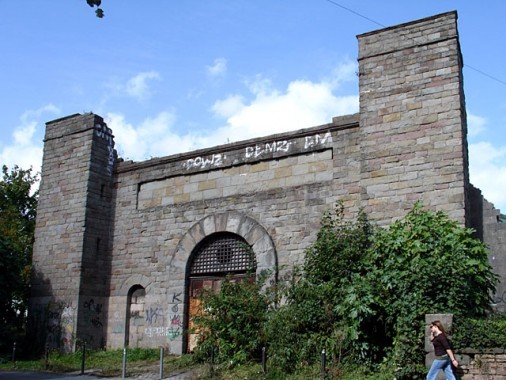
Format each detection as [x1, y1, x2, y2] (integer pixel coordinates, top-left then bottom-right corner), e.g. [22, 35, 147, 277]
[31, 300, 77, 351]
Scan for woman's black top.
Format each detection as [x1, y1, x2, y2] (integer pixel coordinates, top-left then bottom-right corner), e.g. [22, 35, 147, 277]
[432, 333, 450, 356]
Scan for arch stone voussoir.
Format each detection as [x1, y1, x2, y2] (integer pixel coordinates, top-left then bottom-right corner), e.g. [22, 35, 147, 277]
[202, 214, 216, 236]
[179, 233, 197, 254]
[244, 225, 265, 246]
[116, 274, 152, 296]
[253, 233, 277, 272]
[176, 211, 277, 277]
[225, 212, 243, 234]
[215, 213, 229, 231]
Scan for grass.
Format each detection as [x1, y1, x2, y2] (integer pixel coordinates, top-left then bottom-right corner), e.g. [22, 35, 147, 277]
[0, 348, 395, 379]
[184, 361, 395, 379]
[0, 348, 200, 377]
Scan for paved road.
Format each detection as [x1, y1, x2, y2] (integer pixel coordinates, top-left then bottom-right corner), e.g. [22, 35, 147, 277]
[0, 372, 101, 380]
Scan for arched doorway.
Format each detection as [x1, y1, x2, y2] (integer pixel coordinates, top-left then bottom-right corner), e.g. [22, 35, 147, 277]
[175, 211, 278, 354]
[186, 232, 256, 352]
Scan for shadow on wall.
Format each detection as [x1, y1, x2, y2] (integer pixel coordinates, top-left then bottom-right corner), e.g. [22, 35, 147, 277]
[28, 270, 77, 353]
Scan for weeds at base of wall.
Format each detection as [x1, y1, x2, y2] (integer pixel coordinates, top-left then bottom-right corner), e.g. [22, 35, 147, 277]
[0, 349, 399, 380]
[187, 361, 397, 380]
[0, 349, 197, 377]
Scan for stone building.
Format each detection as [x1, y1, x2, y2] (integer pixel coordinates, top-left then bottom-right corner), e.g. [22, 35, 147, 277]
[29, 11, 506, 354]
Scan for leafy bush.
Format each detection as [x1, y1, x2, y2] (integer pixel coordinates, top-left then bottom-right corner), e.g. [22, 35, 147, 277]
[192, 273, 270, 367]
[265, 277, 340, 372]
[452, 312, 506, 349]
[266, 202, 376, 372]
[366, 203, 497, 378]
[267, 202, 497, 378]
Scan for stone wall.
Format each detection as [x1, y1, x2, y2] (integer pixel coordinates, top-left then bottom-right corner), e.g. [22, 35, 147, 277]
[457, 350, 506, 380]
[105, 114, 361, 352]
[483, 199, 506, 313]
[468, 184, 506, 312]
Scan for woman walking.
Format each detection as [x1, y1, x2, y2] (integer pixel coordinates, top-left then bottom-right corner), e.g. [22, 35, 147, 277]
[427, 320, 459, 380]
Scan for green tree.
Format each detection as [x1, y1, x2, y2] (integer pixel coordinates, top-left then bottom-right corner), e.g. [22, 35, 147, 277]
[267, 202, 497, 378]
[266, 202, 377, 372]
[0, 165, 38, 353]
[367, 203, 497, 378]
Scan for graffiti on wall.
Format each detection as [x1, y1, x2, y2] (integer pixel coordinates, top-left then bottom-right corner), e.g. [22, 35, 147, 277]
[167, 293, 183, 341]
[95, 123, 115, 176]
[304, 131, 332, 149]
[145, 306, 163, 325]
[245, 140, 293, 159]
[83, 298, 103, 328]
[143, 292, 183, 341]
[181, 131, 333, 171]
[143, 304, 166, 339]
[183, 154, 225, 171]
[30, 298, 107, 351]
[31, 300, 77, 351]
[145, 326, 170, 337]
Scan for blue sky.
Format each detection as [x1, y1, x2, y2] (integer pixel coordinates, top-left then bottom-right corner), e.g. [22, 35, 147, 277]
[1, 1, 505, 211]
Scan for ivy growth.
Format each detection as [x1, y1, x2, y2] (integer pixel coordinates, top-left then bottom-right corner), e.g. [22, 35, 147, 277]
[452, 313, 506, 350]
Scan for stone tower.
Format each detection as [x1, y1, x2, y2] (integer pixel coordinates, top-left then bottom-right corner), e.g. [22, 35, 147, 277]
[29, 113, 116, 351]
[357, 11, 469, 226]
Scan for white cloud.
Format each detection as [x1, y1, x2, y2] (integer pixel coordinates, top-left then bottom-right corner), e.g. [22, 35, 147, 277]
[466, 111, 506, 211]
[469, 141, 506, 211]
[467, 111, 486, 138]
[125, 71, 161, 101]
[208, 61, 359, 144]
[106, 110, 208, 161]
[327, 60, 359, 88]
[0, 104, 61, 174]
[109, 61, 359, 162]
[103, 71, 162, 107]
[244, 75, 275, 97]
[207, 58, 227, 77]
[211, 95, 244, 119]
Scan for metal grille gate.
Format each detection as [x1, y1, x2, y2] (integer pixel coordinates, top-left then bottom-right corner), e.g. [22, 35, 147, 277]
[190, 233, 256, 275]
